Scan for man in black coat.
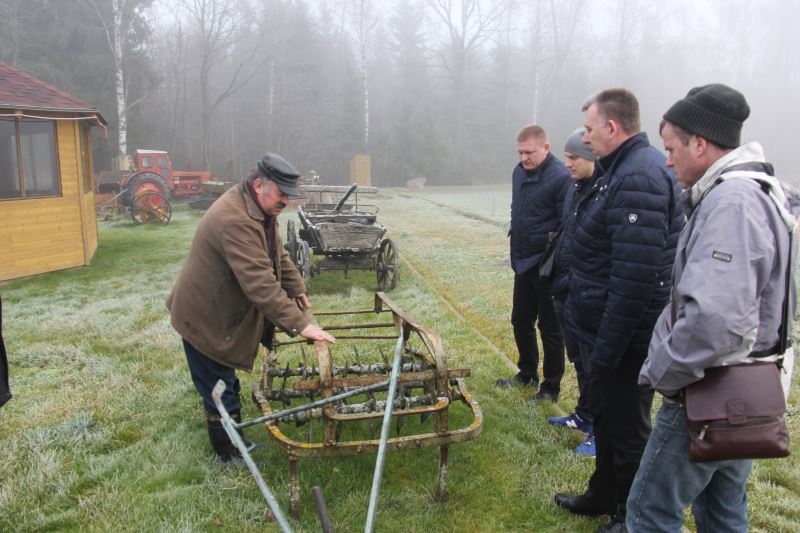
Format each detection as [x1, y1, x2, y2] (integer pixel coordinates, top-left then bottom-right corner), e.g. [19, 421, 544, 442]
[547, 127, 597, 455]
[496, 125, 571, 402]
[555, 89, 683, 533]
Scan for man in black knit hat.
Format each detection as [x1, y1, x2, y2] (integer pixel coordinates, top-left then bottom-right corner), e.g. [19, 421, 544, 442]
[626, 84, 797, 532]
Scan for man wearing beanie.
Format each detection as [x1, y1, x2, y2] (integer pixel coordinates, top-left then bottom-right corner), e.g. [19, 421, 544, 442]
[497, 124, 571, 403]
[556, 90, 683, 533]
[627, 85, 797, 532]
[167, 152, 336, 462]
[547, 128, 597, 457]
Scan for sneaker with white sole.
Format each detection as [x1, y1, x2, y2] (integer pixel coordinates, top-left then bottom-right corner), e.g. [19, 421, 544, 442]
[548, 412, 592, 434]
[574, 434, 596, 457]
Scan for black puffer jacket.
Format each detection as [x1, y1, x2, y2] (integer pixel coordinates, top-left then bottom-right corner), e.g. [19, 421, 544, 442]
[510, 152, 571, 275]
[551, 175, 598, 301]
[564, 133, 683, 370]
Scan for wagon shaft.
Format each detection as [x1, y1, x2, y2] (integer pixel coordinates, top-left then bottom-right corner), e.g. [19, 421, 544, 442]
[252, 292, 483, 518]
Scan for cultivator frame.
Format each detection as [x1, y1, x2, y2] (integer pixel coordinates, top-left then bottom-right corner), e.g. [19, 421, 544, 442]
[219, 292, 483, 524]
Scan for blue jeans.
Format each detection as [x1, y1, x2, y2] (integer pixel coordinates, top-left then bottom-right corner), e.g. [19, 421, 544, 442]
[183, 339, 242, 416]
[626, 399, 752, 533]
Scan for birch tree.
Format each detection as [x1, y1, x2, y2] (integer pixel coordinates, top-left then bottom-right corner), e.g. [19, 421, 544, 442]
[177, 0, 266, 169]
[86, 0, 153, 160]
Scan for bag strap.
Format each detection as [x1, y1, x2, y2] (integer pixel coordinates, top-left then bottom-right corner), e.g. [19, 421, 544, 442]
[672, 162, 794, 357]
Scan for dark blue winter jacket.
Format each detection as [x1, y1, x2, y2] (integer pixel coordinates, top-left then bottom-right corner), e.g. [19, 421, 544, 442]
[510, 152, 571, 275]
[564, 133, 683, 370]
[550, 175, 598, 301]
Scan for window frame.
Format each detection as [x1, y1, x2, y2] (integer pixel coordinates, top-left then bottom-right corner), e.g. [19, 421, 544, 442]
[0, 116, 61, 201]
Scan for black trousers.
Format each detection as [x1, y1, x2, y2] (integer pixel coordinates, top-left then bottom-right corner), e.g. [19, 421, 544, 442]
[555, 298, 591, 423]
[183, 339, 241, 416]
[584, 348, 653, 515]
[511, 268, 564, 394]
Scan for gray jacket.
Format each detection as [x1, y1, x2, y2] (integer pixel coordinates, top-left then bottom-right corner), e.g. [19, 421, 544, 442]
[640, 142, 797, 396]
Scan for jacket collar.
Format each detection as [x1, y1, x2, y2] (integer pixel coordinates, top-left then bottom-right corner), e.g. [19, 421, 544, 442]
[596, 132, 650, 178]
[518, 151, 555, 180]
[241, 179, 266, 221]
[687, 141, 795, 231]
[689, 142, 765, 206]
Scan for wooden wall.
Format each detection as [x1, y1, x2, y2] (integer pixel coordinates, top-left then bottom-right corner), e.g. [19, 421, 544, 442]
[0, 118, 98, 282]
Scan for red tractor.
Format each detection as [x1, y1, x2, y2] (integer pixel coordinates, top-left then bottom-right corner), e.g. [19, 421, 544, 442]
[95, 150, 227, 224]
[126, 150, 213, 203]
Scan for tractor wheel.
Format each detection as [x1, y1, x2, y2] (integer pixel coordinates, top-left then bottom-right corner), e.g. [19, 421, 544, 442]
[120, 171, 169, 208]
[285, 219, 299, 263]
[130, 190, 171, 225]
[296, 240, 312, 288]
[376, 238, 399, 291]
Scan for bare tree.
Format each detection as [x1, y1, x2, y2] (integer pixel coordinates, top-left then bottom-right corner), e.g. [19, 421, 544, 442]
[344, 0, 382, 149]
[176, 0, 266, 169]
[85, 0, 152, 159]
[425, 0, 509, 179]
[0, 0, 21, 66]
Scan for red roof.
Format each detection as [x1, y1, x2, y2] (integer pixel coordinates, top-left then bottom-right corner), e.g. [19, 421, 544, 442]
[0, 60, 106, 124]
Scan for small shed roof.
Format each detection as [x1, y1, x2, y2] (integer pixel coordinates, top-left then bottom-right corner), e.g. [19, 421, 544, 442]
[0, 60, 107, 125]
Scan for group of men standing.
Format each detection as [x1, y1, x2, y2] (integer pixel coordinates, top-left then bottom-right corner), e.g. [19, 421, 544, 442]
[497, 84, 796, 532]
[164, 81, 794, 532]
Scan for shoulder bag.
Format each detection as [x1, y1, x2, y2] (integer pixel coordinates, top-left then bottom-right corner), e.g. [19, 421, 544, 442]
[684, 166, 792, 462]
[685, 361, 789, 462]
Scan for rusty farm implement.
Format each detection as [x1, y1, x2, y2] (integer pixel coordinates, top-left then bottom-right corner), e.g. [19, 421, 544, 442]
[212, 292, 483, 530]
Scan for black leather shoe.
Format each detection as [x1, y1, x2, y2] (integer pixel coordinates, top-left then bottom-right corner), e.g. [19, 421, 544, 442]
[527, 390, 558, 403]
[495, 374, 538, 389]
[595, 519, 627, 533]
[554, 493, 615, 517]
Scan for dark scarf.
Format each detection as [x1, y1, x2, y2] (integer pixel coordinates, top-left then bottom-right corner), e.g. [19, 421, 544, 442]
[246, 181, 279, 277]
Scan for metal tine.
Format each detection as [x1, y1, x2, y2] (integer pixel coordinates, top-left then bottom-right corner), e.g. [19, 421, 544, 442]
[368, 390, 378, 439]
[307, 391, 315, 442]
[379, 346, 388, 369]
[395, 383, 405, 436]
[280, 362, 291, 406]
[419, 349, 431, 424]
[300, 344, 308, 374]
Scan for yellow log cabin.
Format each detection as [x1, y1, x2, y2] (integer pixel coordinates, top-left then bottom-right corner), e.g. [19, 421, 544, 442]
[0, 60, 107, 282]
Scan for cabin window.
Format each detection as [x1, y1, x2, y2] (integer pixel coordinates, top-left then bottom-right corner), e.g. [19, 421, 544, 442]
[0, 117, 60, 200]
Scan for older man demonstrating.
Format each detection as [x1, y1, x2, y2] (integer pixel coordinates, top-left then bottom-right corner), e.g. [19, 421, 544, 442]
[167, 152, 335, 462]
[626, 85, 797, 532]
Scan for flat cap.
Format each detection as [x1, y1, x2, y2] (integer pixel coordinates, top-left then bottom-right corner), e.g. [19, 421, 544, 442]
[257, 153, 302, 198]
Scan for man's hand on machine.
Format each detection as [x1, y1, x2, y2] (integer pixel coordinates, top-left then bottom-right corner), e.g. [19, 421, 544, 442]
[301, 323, 336, 344]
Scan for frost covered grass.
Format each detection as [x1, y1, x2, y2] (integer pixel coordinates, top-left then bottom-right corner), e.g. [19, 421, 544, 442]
[1, 189, 798, 532]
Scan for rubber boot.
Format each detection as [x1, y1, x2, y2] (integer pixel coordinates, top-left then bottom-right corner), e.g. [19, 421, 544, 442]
[230, 411, 255, 451]
[206, 412, 241, 462]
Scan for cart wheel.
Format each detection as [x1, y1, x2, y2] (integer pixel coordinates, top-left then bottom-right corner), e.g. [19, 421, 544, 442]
[296, 240, 312, 288]
[130, 190, 171, 225]
[286, 219, 299, 263]
[376, 238, 399, 291]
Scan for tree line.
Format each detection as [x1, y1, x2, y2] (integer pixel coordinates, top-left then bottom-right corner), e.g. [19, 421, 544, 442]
[1, 0, 797, 186]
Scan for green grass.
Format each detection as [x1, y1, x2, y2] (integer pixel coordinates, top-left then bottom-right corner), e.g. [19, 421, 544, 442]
[1, 188, 799, 532]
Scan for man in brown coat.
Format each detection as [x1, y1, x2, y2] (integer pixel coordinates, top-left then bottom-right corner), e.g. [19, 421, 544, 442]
[167, 152, 335, 461]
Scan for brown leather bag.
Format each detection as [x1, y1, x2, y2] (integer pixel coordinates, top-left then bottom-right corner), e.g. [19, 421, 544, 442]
[684, 361, 789, 463]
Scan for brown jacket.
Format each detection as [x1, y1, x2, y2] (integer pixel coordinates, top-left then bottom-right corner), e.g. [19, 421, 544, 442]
[166, 182, 309, 371]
